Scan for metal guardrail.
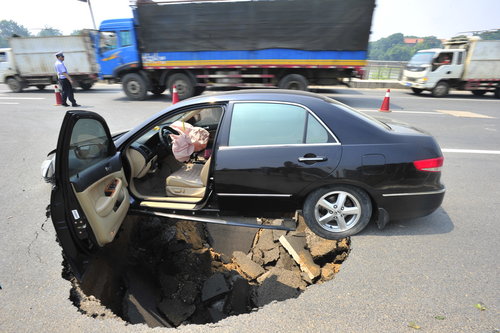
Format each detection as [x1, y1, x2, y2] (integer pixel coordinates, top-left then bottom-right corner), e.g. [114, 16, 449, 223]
[364, 61, 407, 80]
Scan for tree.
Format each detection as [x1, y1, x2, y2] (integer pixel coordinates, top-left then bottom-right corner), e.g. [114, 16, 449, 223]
[37, 26, 63, 37]
[0, 20, 31, 47]
[71, 29, 85, 36]
[368, 33, 442, 61]
[478, 29, 500, 40]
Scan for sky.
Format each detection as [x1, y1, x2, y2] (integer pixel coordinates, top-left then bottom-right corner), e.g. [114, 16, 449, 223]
[0, 0, 499, 41]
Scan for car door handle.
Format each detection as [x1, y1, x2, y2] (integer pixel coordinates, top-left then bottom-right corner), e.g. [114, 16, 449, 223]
[298, 156, 328, 162]
[446, 71, 451, 74]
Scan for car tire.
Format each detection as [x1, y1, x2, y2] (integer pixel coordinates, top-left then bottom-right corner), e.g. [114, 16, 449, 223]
[431, 81, 449, 97]
[123, 73, 148, 100]
[278, 74, 308, 91]
[303, 185, 372, 239]
[411, 88, 423, 95]
[495, 87, 500, 99]
[36, 85, 46, 91]
[7, 77, 23, 93]
[167, 73, 195, 100]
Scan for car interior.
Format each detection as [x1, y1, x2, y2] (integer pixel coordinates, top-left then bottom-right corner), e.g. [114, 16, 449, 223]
[124, 106, 224, 207]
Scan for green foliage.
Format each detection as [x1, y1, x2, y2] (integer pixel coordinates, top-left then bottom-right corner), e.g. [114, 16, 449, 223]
[0, 20, 31, 47]
[478, 29, 500, 40]
[37, 26, 63, 37]
[368, 33, 443, 61]
[71, 29, 85, 36]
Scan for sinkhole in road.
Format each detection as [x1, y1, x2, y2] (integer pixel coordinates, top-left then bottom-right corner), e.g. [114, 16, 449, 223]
[64, 215, 350, 328]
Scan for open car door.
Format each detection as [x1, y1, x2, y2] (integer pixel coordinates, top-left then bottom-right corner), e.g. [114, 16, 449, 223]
[50, 110, 130, 278]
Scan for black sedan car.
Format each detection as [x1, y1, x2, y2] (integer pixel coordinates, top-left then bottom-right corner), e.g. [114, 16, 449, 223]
[45, 90, 444, 274]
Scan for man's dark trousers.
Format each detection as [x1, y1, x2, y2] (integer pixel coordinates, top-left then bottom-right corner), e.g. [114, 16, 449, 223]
[59, 78, 77, 105]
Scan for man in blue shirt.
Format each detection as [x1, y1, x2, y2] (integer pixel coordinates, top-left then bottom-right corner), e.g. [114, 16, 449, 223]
[54, 52, 80, 107]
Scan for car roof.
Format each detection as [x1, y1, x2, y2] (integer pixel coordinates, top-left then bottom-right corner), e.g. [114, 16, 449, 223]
[178, 89, 339, 105]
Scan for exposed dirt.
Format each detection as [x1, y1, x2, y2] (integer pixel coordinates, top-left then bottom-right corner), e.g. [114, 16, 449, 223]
[64, 215, 350, 328]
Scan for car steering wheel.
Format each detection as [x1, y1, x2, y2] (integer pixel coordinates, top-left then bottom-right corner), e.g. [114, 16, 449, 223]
[159, 125, 179, 149]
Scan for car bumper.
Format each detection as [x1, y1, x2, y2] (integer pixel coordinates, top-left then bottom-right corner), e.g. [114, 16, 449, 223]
[400, 81, 432, 90]
[378, 187, 446, 221]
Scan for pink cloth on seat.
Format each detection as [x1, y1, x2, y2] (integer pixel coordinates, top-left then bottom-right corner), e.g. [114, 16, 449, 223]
[169, 121, 210, 162]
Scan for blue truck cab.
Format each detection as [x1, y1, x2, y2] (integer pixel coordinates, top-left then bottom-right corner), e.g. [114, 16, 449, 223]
[96, 19, 139, 80]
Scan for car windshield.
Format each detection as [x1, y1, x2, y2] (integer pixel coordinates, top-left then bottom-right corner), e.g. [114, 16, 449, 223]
[408, 52, 435, 65]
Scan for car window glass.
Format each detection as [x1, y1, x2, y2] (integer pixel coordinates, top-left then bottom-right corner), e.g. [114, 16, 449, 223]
[229, 103, 306, 146]
[68, 119, 110, 177]
[100, 32, 117, 52]
[119, 30, 132, 47]
[306, 114, 332, 143]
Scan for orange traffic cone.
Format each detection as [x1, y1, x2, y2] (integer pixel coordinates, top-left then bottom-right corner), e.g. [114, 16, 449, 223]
[54, 85, 62, 106]
[171, 85, 179, 104]
[378, 89, 391, 112]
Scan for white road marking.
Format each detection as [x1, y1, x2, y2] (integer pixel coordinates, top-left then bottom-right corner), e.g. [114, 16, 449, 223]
[360, 109, 442, 115]
[0, 97, 45, 100]
[442, 149, 500, 155]
[437, 110, 494, 118]
[0, 102, 19, 105]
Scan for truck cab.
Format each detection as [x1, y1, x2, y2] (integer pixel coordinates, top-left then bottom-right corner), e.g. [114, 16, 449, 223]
[401, 48, 466, 97]
[96, 18, 140, 80]
[0, 48, 16, 86]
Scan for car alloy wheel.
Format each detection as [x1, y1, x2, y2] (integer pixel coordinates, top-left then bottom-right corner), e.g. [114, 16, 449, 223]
[303, 185, 372, 239]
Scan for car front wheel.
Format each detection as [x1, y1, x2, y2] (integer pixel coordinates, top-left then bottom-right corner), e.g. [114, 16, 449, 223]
[303, 185, 372, 239]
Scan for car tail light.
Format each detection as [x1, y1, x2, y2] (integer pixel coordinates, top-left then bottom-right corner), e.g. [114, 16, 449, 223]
[413, 157, 443, 172]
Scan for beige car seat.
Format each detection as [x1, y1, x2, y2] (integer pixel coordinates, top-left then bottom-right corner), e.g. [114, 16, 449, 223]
[165, 157, 211, 197]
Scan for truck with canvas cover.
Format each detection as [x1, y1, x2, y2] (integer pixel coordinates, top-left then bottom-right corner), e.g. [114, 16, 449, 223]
[1, 34, 98, 92]
[96, 0, 375, 100]
[400, 36, 500, 98]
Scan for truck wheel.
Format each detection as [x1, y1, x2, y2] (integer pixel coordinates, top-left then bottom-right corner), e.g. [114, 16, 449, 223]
[471, 90, 486, 96]
[495, 87, 500, 99]
[7, 77, 23, 93]
[278, 74, 308, 91]
[79, 82, 93, 91]
[303, 185, 372, 239]
[411, 88, 423, 95]
[36, 85, 46, 91]
[167, 73, 195, 100]
[431, 81, 449, 97]
[123, 73, 147, 100]
[150, 86, 166, 95]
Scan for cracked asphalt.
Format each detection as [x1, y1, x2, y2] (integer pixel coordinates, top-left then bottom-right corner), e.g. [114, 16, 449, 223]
[0, 84, 498, 332]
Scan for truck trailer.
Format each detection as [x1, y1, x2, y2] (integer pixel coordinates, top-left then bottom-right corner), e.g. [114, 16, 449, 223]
[1, 34, 99, 92]
[400, 36, 500, 98]
[96, 0, 375, 100]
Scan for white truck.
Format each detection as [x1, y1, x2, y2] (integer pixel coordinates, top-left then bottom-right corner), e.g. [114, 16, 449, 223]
[400, 36, 500, 98]
[0, 34, 98, 92]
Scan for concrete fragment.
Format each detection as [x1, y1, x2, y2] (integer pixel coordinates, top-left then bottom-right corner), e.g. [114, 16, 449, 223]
[279, 234, 321, 280]
[206, 219, 259, 257]
[122, 270, 172, 328]
[276, 247, 297, 271]
[255, 229, 275, 251]
[201, 273, 229, 302]
[272, 229, 287, 241]
[254, 268, 302, 307]
[262, 247, 280, 265]
[208, 307, 227, 323]
[157, 298, 196, 326]
[305, 229, 339, 258]
[232, 251, 265, 280]
[228, 277, 250, 314]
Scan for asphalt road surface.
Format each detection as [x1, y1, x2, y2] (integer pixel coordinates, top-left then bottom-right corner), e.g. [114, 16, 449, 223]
[0, 83, 498, 332]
